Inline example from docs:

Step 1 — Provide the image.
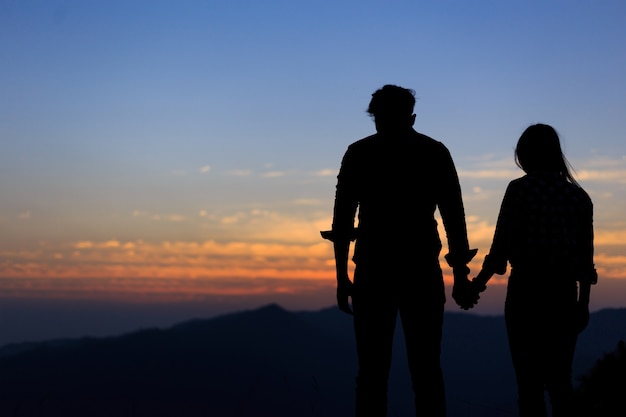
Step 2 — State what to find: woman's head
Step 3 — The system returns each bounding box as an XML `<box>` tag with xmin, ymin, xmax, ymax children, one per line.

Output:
<box><xmin>515</xmin><ymin>123</ymin><xmax>579</xmax><ymax>186</ymax></box>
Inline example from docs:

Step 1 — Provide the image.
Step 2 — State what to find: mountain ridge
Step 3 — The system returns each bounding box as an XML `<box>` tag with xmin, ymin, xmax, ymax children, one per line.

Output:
<box><xmin>0</xmin><ymin>304</ymin><xmax>623</xmax><ymax>417</ymax></box>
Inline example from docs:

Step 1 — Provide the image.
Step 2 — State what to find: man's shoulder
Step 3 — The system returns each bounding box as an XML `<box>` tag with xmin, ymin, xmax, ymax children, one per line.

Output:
<box><xmin>348</xmin><ymin>133</ymin><xmax>378</xmax><ymax>148</ymax></box>
<box><xmin>343</xmin><ymin>134</ymin><xmax>380</xmax><ymax>158</ymax></box>
<box><xmin>412</xmin><ymin>131</ymin><xmax>447</xmax><ymax>149</ymax></box>
<box><xmin>347</xmin><ymin>131</ymin><xmax>447</xmax><ymax>150</ymax></box>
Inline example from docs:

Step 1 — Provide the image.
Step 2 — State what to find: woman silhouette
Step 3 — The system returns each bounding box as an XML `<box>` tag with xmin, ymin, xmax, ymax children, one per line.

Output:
<box><xmin>471</xmin><ymin>123</ymin><xmax>597</xmax><ymax>417</ymax></box>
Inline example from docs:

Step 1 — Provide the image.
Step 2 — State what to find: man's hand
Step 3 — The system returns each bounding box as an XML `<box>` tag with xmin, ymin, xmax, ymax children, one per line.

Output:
<box><xmin>336</xmin><ymin>279</ymin><xmax>354</xmax><ymax>315</ymax></box>
<box><xmin>452</xmin><ymin>266</ymin><xmax>480</xmax><ymax>310</ymax></box>
<box><xmin>452</xmin><ymin>278</ymin><xmax>480</xmax><ymax>310</ymax></box>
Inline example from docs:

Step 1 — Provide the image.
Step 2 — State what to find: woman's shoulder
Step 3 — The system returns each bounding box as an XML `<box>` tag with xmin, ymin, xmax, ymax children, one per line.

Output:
<box><xmin>572</xmin><ymin>183</ymin><xmax>593</xmax><ymax>205</ymax></box>
<box><xmin>505</xmin><ymin>176</ymin><xmax>529</xmax><ymax>191</ymax></box>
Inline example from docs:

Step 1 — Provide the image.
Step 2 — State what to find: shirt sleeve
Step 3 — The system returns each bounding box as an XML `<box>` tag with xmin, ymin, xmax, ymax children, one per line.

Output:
<box><xmin>331</xmin><ymin>146</ymin><xmax>359</xmax><ymax>241</ymax></box>
<box><xmin>578</xmin><ymin>193</ymin><xmax>598</xmax><ymax>285</ymax></box>
<box><xmin>436</xmin><ymin>144</ymin><xmax>472</xmax><ymax>266</ymax></box>
<box><xmin>482</xmin><ymin>182</ymin><xmax>517</xmax><ymax>275</ymax></box>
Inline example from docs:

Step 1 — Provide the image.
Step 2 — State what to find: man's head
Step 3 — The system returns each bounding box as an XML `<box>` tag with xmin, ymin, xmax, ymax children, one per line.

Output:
<box><xmin>367</xmin><ymin>84</ymin><xmax>416</xmax><ymax>133</ymax></box>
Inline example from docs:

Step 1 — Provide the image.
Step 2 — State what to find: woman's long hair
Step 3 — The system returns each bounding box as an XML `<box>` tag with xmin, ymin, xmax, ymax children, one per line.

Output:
<box><xmin>515</xmin><ymin>123</ymin><xmax>580</xmax><ymax>187</ymax></box>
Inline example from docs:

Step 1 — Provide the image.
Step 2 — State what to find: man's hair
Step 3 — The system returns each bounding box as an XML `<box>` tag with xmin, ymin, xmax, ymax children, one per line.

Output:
<box><xmin>367</xmin><ymin>84</ymin><xmax>416</xmax><ymax>119</ymax></box>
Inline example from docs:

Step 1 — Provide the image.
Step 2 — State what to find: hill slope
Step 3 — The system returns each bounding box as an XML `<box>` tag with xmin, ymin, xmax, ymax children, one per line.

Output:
<box><xmin>0</xmin><ymin>304</ymin><xmax>623</xmax><ymax>417</ymax></box>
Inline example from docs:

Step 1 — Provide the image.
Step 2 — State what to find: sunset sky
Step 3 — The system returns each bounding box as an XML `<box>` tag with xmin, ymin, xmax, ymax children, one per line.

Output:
<box><xmin>1</xmin><ymin>1</ymin><xmax>626</xmax><ymax>345</ymax></box>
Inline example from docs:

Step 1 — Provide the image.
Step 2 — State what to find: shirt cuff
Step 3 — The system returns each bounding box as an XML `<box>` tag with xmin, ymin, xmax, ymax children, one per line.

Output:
<box><xmin>444</xmin><ymin>248</ymin><xmax>478</xmax><ymax>268</ymax></box>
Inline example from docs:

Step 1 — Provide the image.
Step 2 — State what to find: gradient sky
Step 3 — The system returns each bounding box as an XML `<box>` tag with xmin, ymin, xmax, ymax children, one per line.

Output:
<box><xmin>1</xmin><ymin>1</ymin><xmax>626</xmax><ymax>343</ymax></box>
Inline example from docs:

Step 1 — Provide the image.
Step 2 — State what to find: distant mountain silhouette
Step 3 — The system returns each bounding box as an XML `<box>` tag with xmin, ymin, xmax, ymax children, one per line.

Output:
<box><xmin>0</xmin><ymin>303</ymin><xmax>624</xmax><ymax>417</ymax></box>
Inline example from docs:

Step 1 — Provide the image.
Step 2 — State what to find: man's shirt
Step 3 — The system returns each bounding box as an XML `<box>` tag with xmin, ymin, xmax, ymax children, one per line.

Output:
<box><xmin>332</xmin><ymin>129</ymin><xmax>470</xmax><ymax>265</ymax></box>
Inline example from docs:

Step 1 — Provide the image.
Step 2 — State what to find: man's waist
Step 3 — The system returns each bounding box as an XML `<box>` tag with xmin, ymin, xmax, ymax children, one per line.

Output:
<box><xmin>355</xmin><ymin>222</ymin><xmax>438</xmax><ymax>237</ymax></box>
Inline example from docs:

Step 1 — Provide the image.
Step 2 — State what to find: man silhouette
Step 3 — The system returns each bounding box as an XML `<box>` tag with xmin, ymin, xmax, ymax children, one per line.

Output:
<box><xmin>322</xmin><ymin>84</ymin><xmax>477</xmax><ymax>417</ymax></box>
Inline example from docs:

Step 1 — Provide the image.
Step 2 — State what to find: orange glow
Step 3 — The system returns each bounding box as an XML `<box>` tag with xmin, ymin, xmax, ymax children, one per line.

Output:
<box><xmin>1</xmin><ymin>227</ymin><xmax>624</xmax><ymax>303</ymax></box>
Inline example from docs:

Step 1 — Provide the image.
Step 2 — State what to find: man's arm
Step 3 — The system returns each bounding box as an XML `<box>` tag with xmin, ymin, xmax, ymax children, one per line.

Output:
<box><xmin>320</xmin><ymin>229</ymin><xmax>354</xmax><ymax>315</ymax></box>
<box><xmin>328</xmin><ymin>147</ymin><xmax>359</xmax><ymax>315</ymax></box>
<box><xmin>436</xmin><ymin>144</ymin><xmax>474</xmax><ymax>264</ymax></box>
<box><xmin>333</xmin><ymin>239</ymin><xmax>354</xmax><ymax>315</ymax></box>
<box><xmin>435</xmin><ymin>144</ymin><xmax>479</xmax><ymax>309</ymax></box>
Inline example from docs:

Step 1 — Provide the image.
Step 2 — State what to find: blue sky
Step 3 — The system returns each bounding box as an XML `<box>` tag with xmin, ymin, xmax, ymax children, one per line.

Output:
<box><xmin>1</xmin><ymin>0</ymin><xmax>625</xmax><ymax>344</ymax></box>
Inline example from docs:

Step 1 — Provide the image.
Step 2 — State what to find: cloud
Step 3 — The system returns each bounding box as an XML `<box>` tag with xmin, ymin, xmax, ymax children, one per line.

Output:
<box><xmin>204</xmin><ymin>208</ymin><xmax>332</xmax><ymax>245</ymax></box>
<box><xmin>224</xmin><ymin>169</ymin><xmax>252</xmax><ymax>177</ymax></box>
<box><xmin>292</xmin><ymin>198</ymin><xmax>322</xmax><ymax>206</ymax></box>
<box><xmin>312</xmin><ymin>169</ymin><xmax>337</xmax><ymax>177</ymax></box>
<box><xmin>220</xmin><ymin>215</ymin><xmax>242</xmax><ymax>225</ymax></box>
<box><xmin>594</xmin><ymin>253</ymin><xmax>626</xmax><ymax>280</ymax></box>
<box><xmin>2</xmin><ymin>226</ymin><xmax>626</xmax><ymax>303</ymax></box>
<box><xmin>166</xmin><ymin>214</ymin><xmax>186</xmax><ymax>222</ymax></box>
<box><xmin>0</xmin><ymin>275</ymin><xmax>335</xmax><ymax>303</ymax></box>
<box><xmin>101</xmin><ymin>240</ymin><xmax>121</xmax><ymax>248</ymax></box>
<box><xmin>465</xmin><ymin>217</ymin><xmax>496</xmax><ymax>244</ymax></box>
<box><xmin>576</xmin><ymin>155</ymin><xmax>626</xmax><ymax>169</ymax></box>
<box><xmin>456</xmin><ymin>154</ymin><xmax>626</xmax><ymax>184</ymax></box>
<box><xmin>75</xmin><ymin>241</ymin><xmax>93</xmax><ymax>249</ymax></box>
<box><xmin>262</xmin><ymin>171</ymin><xmax>286</xmax><ymax>178</ymax></box>
<box><xmin>595</xmin><ymin>229</ymin><xmax>626</xmax><ymax>246</ymax></box>
<box><xmin>132</xmin><ymin>210</ymin><xmax>187</xmax><ymax>222</ymax></box>
<box><xmin>458</xmin><ymin>169</ymin><xmax>520</xmax><ymax>179</ymax></box>
<box><xmin>576</xmin><ymin>169</ymin><xmax>626</xmax><ymax>183</ymax></box>
<box><xmin>0</xmin><ymin>238</ymin><xmax>337</xmax><ymax>289</ymax></box>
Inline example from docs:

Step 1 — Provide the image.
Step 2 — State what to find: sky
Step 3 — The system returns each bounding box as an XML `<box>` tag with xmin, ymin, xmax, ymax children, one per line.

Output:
<box><xmin>1</xmin><ymin>0</ymin><xmax>626</xmax><ymax>345</ymax></box>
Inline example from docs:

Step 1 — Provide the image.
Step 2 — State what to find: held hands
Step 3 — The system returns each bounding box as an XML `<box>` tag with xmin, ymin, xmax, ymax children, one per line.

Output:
<box><xmin>452</xmin><ymin>265</ymin><xmax>486</xmax><ymax>310</ymax></box>
<box><xmin>452</xmin><ymin>278</ymin><xmax>481</xmax><ymax>310</ymax></box>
